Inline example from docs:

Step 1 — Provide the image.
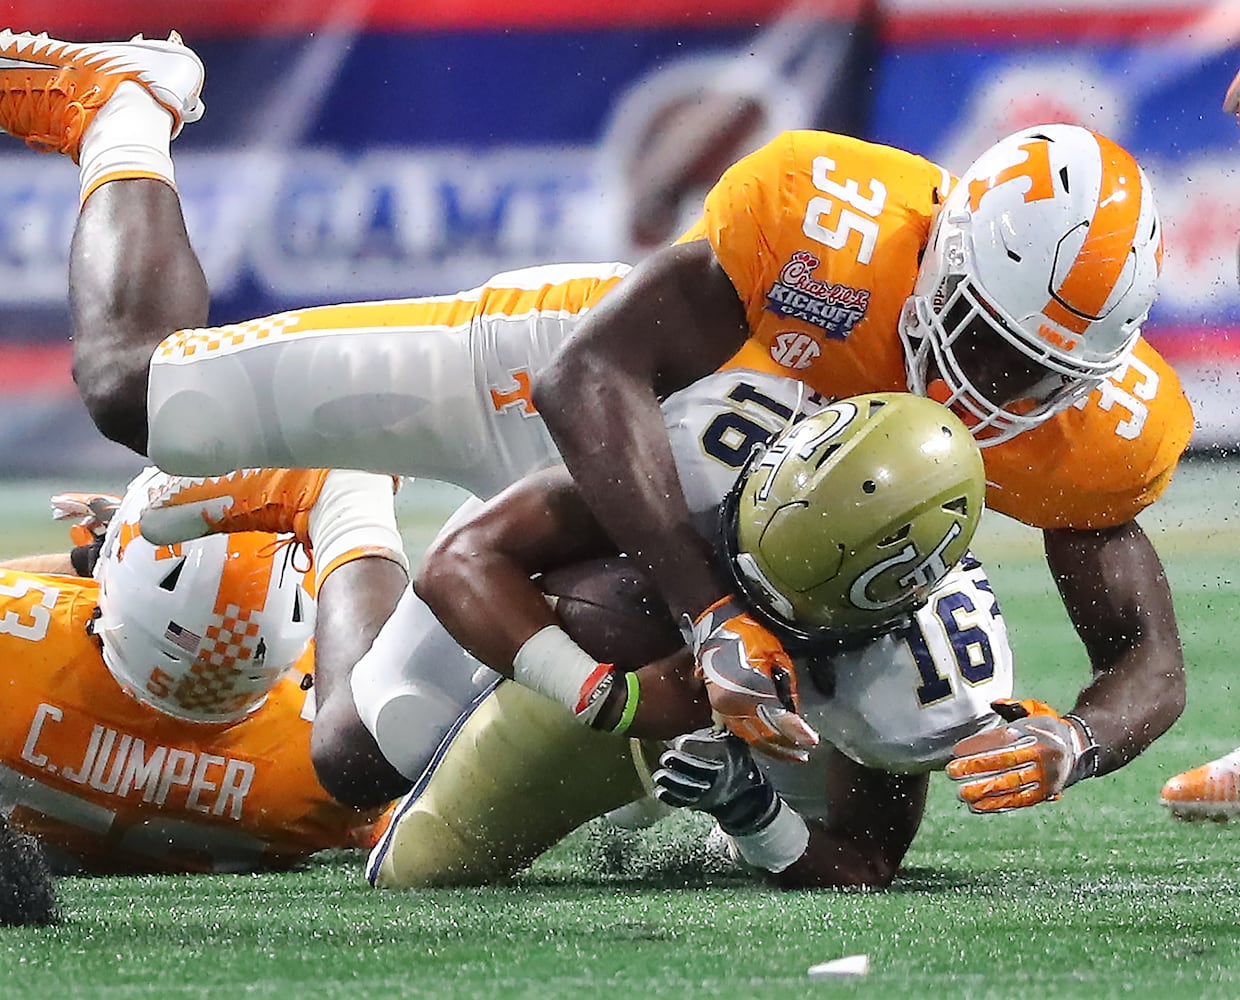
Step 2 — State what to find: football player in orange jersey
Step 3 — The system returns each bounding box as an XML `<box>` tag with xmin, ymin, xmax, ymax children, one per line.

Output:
<box><xmin>531</xmin><ymin>124</ymin><xmax>1191</xmax><ymax>812</ymax></box>
<box><xmin>0</xmin><ymin>32</ymin><xmax>1191</xmax><ymax>817</ymax></box>
<box><xmin>0</xmin><ymin>467</ymin><xmax>426</xmax><ymax>873</ymax></box>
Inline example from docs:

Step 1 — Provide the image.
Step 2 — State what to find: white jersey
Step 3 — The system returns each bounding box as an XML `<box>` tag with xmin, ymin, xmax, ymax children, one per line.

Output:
<box><xmin>661</xmin><ymin>369</ymin><xmax>1012</xmax><ymax>788</ymax></box>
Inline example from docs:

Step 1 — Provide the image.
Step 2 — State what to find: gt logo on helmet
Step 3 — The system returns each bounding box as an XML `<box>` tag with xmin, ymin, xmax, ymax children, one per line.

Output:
<box><xmin>848</xmin><ymin>521</ymin><xmax>965</xmax><ymax>612</ymax></box>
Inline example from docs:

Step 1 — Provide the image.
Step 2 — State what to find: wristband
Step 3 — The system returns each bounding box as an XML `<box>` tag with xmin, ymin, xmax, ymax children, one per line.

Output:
<box><xmin>610</xmin><ymin>672</ymin><xmax>641</xmax><ymax>734</ymax></box>
<box><xmin>1063</xmin><ymin>712</ymin><xmax>1101</xmax><ymax>784</ymax></box>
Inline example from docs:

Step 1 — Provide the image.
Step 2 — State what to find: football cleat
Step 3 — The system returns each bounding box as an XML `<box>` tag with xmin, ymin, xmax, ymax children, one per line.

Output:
<box><xmin>1160</xmin><ymin>749</ymin><xmax>1240</xmax><ymax>821</ymax></box>
<box><xmin>0</xmin><ymin>29</ymin><xmax>204</xmax><ymax>160</ymax></box>
<box><xmin>139</xmin><ymin>468</ymin><xmax>330</xmax><ymax>547</ymax></box>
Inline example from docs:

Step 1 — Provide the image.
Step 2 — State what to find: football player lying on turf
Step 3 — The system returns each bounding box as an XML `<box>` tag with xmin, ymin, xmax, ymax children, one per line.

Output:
<box><xmin>368</xmin><ymin>391</ymin><xmax>1017</xmax><ymax>889</ymax></box>
<box><xmin>0</xmin><ymin>467</ymin><xmax>435</xmax><ymax>873</ymax></box>
<box><xmin>0</xmin><ymin>30</ymin><xmax>1186</xmax><ymax>812</ymax></box>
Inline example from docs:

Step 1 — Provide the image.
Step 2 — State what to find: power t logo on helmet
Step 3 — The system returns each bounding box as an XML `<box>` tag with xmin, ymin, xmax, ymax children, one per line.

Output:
<box><xmin>900</xmin><ymin>123</ymin><xmax>1163</xmax><ymax>446</ymax></box>
<box><xmin>93</xmin><ymin>469</ymin><xmax>314</xmax><ymax>724</ymax></box>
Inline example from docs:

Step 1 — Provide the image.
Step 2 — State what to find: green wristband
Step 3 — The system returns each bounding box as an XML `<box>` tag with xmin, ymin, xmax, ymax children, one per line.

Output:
<box><xmin>611</xmin><ymin>672</ymin><xmax>641</xmax><ymax>734</ymax></box>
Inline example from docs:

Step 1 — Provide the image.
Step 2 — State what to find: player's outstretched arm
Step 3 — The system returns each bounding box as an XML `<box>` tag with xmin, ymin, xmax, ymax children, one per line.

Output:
<box><xmin>1044</xmin><ymin>520</ymin><xmax>1185</xmax><ymax>771</ymax></box>
<box><xmin>946</xmin><ymin>521</ymin><xmax>1184</xmax><ymax>814</ymax></box>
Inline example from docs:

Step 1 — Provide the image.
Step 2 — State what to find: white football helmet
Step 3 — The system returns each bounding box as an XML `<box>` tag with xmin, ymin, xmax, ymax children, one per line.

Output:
<box><xmin>899</xmin><ymin>123</ymin><xmax>1163</xmax><ymax>446</ymax></box>
<box><xmin>93</xmin><ymin>468</ymin><xmax>315</xmax><ymax>724</ymax></box>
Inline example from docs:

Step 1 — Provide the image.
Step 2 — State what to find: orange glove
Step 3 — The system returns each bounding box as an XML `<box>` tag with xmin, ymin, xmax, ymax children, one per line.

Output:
<box><xmin>946</xmin><ymin>699</ymin><xmax>1099</xmax><ymax>813</ymax></box>
<box><xmin>691</xmin><ymin>597</ymin><xmax>819</xmax><ymax>764</ymax></box>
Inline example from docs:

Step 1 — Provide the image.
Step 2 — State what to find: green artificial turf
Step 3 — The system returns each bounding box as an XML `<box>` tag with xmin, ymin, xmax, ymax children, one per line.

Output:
<box><xmin>0</xmin><ymin>461</ymin><xmax>1238</xmax><ymax>998</ymax></box>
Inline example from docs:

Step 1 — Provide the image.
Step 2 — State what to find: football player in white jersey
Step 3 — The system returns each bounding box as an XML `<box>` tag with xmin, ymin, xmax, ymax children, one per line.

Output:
<box><xmin>364</xmin><ymin>383</ymin><xmax>1015</xmax><ymax>889</ymax></box>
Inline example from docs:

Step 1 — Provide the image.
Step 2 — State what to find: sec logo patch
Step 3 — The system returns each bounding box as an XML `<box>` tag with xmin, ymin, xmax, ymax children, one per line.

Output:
<box><xmin>770</xmin><ymin>332</ymin><xmax>821</xmax><ymax>370</ymax></box>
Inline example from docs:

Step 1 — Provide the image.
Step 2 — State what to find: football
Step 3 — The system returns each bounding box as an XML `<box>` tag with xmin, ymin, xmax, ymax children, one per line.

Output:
<box><xmin>539</xmin><ymin>555</ymin><xmax>684</xmax><ymax>671</ymax></box>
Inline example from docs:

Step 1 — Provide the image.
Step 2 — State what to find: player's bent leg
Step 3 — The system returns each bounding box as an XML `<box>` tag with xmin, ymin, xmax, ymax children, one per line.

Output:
<box><xmin>1160</xmin><ymin>748</ymin><xmax>1240</xmax><ymax>821</ymax></box>
<box><xmin>771</xmin><ymin>747</ymin><xmax>929</xmax><ymax>890</ymax></box>
<box><xmin>146</xmin><ymin>307</ymin><xmax>528</xmax><ymax>493</ymax></box>
<box><xmin>0</xmin><ymin>31</ymin><xmax>210</xmax><ymax>454</ymax></box>
<box><xmin>72</xmin><ymin>181</ymin><xmax>208</xmax><ymax>453</ymax></box>
<box><xmin>315</xmin><ymin>584</ymin><xmax>501</xmax><ymax>806</ymax></box>
<box><xmin>367</xmin><ymin>681</ymin><xmax>646</xmax><ymax>888</ymax></box>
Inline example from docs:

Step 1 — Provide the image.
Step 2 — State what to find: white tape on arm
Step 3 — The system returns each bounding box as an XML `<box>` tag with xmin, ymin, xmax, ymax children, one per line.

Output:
<box><xmin>511</xmin><ymin>625</ymin><xmax>613</xmax><ymax>726</ymax></box>
<box><xmin>727</xmin><ymin>798</ymin><xmax>810</xmax><ymax>873</ymax></box>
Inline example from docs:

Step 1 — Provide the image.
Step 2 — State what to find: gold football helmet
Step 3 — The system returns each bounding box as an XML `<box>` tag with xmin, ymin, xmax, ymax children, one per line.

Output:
<box><xmin>720</xmin><ymin>392</ymin><xmax>985</xmax><ymax>644</ymax></box>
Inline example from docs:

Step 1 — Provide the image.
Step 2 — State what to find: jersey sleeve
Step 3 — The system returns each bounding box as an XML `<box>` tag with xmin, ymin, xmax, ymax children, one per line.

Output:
<box><xmin>983</xmin><ymin>339</ymin><xmax>1194</xmax><ymax>529</ymax></box>
<box><xmin>694</xmin><ymin>132</ymin><xmax>796</xmax><ymax>330</ymax></box>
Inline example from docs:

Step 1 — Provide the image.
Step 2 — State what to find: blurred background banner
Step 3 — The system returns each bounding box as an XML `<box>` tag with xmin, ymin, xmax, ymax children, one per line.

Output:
<box><xmin>0</xmin><ymin>0</ymin><xmax>1236</xmax><ymax>477</ymax></box>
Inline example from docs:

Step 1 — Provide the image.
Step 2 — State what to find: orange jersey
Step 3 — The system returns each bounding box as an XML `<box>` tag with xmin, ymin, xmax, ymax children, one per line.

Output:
<box><xmin>0</xmin><ymin>567</ymin><xmax>384</xmax><ymax>874</ymax></box>
<box><xmin>686</xmin><ymin>130</ymin><xmax>1194</xmax><ymax>529</ymax></box>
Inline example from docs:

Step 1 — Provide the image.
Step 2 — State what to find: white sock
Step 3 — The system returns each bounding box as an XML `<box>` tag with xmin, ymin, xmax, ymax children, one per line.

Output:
<box><xmin>77</xmin><ymin>81</ymin><xmax>175</xmax><ymax>205</ymax></box>
<box><xmin>307</xmin><ymin>470</ymin><xmax>408</xmax><ymax>587</ymax></box>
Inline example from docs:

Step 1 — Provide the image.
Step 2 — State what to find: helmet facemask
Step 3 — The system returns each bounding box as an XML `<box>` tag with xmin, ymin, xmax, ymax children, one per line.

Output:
<box><xmin>901</xmin><ymin>269</ymin><xmax>1099</xmax><ymax>448</ymax></box>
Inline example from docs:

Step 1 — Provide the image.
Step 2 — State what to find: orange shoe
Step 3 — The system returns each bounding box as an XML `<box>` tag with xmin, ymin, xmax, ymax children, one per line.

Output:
<box><xmin>139</xmin><ymin>468</ymin><xmax>330</xmax><ymax>547</ymax></box>
<box><xmin>0</xmin><ymin>29</ymin><xmax>204</xmax><ymax>160</ymax></box>
<box><xmin>1160</xmin><ymin>750</ymin><xmax>1240</xmax><ymax>821</ymax></box>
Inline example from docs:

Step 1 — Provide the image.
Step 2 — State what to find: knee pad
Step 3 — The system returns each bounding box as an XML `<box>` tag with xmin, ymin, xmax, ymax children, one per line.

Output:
<box><xmin>349</xmin><ymin>587</ymin><xmax>499</xmax><ymax>781</ymax></box>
